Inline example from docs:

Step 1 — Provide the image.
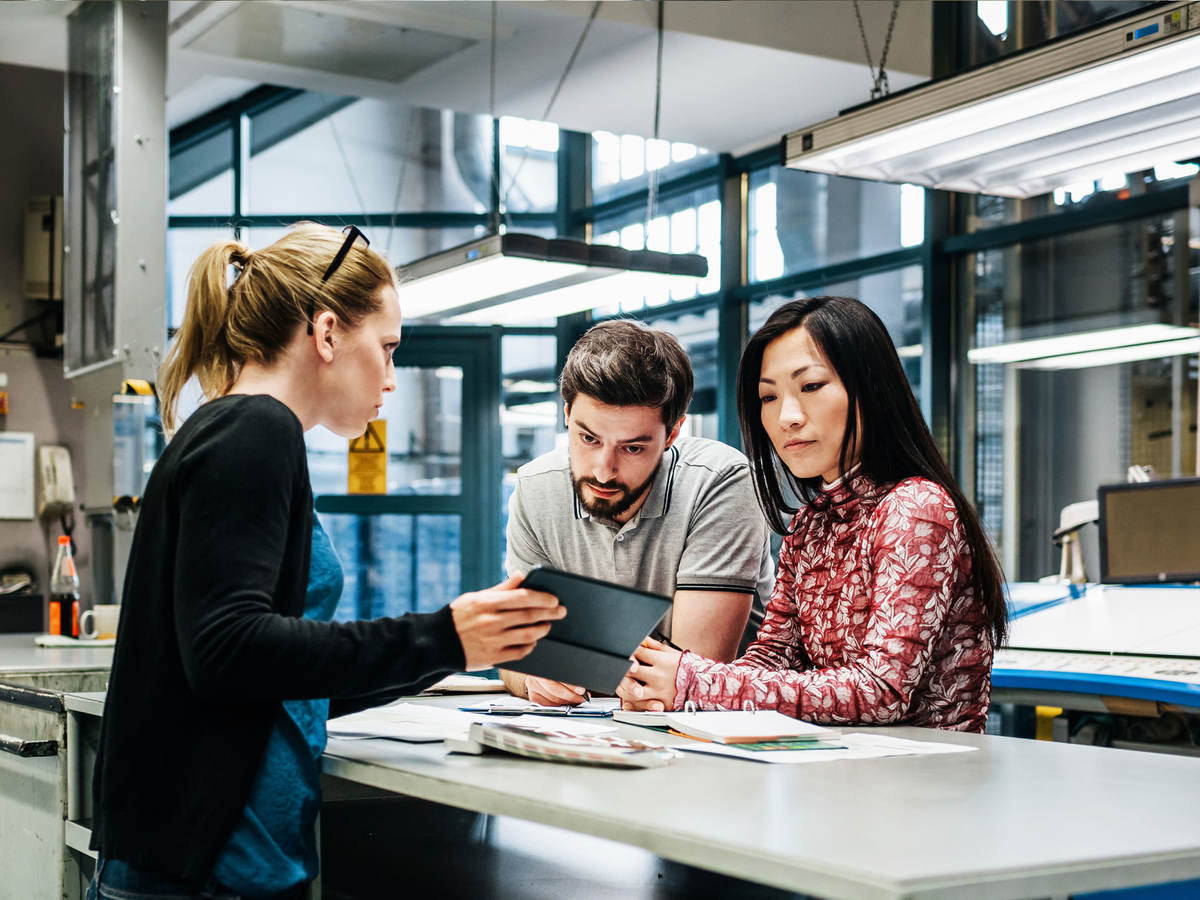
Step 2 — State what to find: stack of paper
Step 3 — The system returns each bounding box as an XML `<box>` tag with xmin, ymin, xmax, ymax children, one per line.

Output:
<box><xmin>326</xmin><ymin>701</ymin><xmax>617</xmax><ymax>743</ymax></box>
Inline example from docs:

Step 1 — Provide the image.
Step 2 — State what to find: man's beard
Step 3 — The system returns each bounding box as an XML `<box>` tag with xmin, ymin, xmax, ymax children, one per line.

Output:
<box><xmin>571</xmin><ymin>468</ymin><xmax>659</xmax><ymax>521</ymax></box>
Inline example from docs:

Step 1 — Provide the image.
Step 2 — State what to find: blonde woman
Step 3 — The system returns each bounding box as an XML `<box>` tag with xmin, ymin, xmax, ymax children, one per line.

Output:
<box><xmin>88</xmin><ymin>224</ymin><xmax>562</xmax><ymax>900</ymax></box>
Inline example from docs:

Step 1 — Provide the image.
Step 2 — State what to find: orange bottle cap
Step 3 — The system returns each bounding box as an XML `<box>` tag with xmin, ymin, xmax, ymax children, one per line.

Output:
<box><xmin>58</xmin><ymin>535</ymin><xmax>71</xmax><ymax>545</ymax></box>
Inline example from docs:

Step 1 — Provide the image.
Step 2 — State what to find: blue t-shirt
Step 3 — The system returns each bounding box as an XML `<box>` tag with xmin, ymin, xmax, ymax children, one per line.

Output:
<box><xmin>212</xmin><ymin>515</ymin><xmax>343</xmax><ymax>895</ymax></box>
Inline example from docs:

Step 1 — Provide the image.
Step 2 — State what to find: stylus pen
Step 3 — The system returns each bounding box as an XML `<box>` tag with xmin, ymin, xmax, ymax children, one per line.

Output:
<box><xmin>649</xmin><ymin>630</ymin><xmax>684</xmax><ymax>652</ymax></box>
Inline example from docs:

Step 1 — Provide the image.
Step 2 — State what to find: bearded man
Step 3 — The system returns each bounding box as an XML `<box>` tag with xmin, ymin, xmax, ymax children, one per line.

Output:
<box><xmin>500</xmin><ymin>319</ymin><xmax>774</xmax><ymax>706</ymax></box>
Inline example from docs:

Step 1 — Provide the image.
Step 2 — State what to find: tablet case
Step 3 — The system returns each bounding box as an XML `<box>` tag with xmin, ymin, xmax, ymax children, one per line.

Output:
<box><xmin>504</xmin><ymin>567</ymin><xmax>673</xmax><ymax>694</ymax></box>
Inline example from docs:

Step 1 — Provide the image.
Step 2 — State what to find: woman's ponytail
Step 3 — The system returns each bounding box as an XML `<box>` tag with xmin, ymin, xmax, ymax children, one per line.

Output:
<box><xmin>158</xmin><ymin>240</ymin><xmax>246</xmax><ymax>437</ymax></box>
<box><xmin>158</xmin><ymin>222</ymin><xmax>394</xmax><ymax>438</ymax></box>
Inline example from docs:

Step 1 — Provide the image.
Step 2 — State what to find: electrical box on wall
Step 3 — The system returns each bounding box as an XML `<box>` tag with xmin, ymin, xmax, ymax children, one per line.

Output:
<box><xmin>24</xmin><ymin>195</ymin><xmax>63</xmax><ymax>301</ymax></box>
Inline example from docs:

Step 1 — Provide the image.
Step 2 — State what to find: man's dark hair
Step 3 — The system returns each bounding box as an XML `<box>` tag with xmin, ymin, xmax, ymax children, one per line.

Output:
<box><xmin>560</xmin><ymin>319</ymin><xmax>693</xmax><ymax>427</ymax></box>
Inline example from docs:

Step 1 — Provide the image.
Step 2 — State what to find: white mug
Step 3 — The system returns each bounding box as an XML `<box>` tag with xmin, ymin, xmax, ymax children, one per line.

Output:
<box><xmin>80</xmin><ymin>603</ymin><xmax>120</xmax><ymax>640</ymax></box>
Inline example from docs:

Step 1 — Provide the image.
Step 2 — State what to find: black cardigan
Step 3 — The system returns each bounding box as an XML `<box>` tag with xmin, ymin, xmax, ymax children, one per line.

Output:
<box><xmin>90</xmin><ymin>395</ymin><xmax>465</xmax><ymax>881</ymax></box>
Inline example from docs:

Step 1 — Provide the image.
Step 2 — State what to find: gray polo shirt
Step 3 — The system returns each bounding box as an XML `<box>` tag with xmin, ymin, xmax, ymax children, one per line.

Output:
<box><xmin>505</xmin><ymin>435</ymin><xmax>774</xmax><ymax>644</ymax></box>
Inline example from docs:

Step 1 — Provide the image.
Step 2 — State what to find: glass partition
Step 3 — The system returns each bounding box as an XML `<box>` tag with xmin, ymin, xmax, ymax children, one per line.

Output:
<box><xmin>306</xmin><ymin>365</ymin><xmax>463</xmax><ymax>496</ymax></box>
<box><xmin>647</xmin><ymin>305</ymin><xmax>721</xmax><ymax>441</ymax></box>
<box><xmin>748</xmin><ymin>266</ymin><xmax>925</xmax><ymax>391</ymax></box>
<box><xmin>499</xmin><ymin>116</ymin><xmax>559</xmax><ymax>213</ymax></box>
<box><xmin>166</xmin><ymin>228</ymin><xmax>234</xmax><ymax>330</ymax></box>
<box><xmin>747</xmin><ymin>166</ymin><xmax>923</xmax><ymax>281</ymax></box>
<box><xmin>499</xmin><ymin>334</ymin><xmax>559</xmax><ymax>566</ymax></box>
<box><xmin>591</xmin><ymin>131</ymin><xmax>715</xmax><ymax>204</ymax></box>
<box><xmin>248</xmin><ymin>100</ymin><xmax>494</xmax><ymax>218</ymax></box>
<box><xmin>320</xmin><ymin>512</ymin><xmax>461</xmax><ymax>619</ymax></box>
<box><xmin>591</xmin><ymin>184</ymin><xmax>721</xmax><ymax>315</ymax></box>
<box><xmin>965</xmin><ymin>166</ymin><xmax>1200</xmax><ymax>233</ymax></box>
<box><xmin>964</xmin><ymin>212</ymin><xmax>1198</xmax><ymax>580</ymax></box>
<box><xmin>169</xmin><ymin>126</ymin><xmax>234</xmax><ymax>217</ymax></box>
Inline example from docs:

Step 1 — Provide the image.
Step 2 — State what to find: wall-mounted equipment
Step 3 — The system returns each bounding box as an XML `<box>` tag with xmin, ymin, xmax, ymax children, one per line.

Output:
<box><xmin>784</xmin><ymin>2</ymin><xmax>1200</xmax><ymax>198</ymax></box>
<box><xmin>1098</xmin><ymin>477</ymin><xmax>1200</xmax><ymax>584</ymax></box>
<box><xmin>37</xmin><ymin>446</ymin><xmax>76</xmax><ymax>519</ymax></box>
<box><xmin>24</xmin><ymin>196</ymin><xmax>63</xmax><ymax>301</ymax></box>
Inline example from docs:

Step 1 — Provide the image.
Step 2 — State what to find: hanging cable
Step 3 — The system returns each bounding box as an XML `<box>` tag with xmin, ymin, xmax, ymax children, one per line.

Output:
<box><xmin>487</xmin><ymin>0</ymin><xmax>510</xmax><ymax>232</ymax></box>
<box><xmin>384</xmin><ymin>108</ymin><xmax>418</xmax><ymax>260</ymax></box>
<box><xmin>499</xmin><ymin>1</ymin><xmax>603</xmax><ymax>219</ymax></box>
<box><xmin>0</xmin><ymin>308</ymin><xmax>57</xmax><ymax>344</ymax></box>
<box><xmin>852</xmin><ymin>0</ymin><xmax>900</xmax><ymax>100</ymax></box>
<box><xmin>645</xmin><ymin>0</ymin><xmax>665</xmax><ymax>243</ymax></box>
<box><xmin>482</xmin><ymin>1</ymin><xmax>506</xmax><ymax>232</ymax></box>
<box><xmin>328</xmin><ymin>115</ymin><xmax>371</xmax><ymax>228</ymax></box>
<box><xmin>489</xmin><ymin>0</ymin><xmax>497</xmax><ymax>127</ymax></box>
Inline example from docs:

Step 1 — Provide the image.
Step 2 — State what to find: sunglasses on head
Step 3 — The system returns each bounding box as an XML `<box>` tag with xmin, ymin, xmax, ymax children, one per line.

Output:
<box><xmin>307</xmin><ymin>225</ymin><xmax>370</xmax><ymax>335</ymax></box>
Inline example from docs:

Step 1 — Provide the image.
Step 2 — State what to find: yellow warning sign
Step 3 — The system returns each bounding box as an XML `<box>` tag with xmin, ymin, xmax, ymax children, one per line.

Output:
<box><xmin>348</xmin><ymin>419</ymin><xmax>386</xmax><ymax>494</ymax></box>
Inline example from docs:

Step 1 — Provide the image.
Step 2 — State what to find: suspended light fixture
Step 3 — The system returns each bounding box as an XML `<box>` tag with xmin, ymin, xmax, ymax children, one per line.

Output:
<box><xmin>1015</xmin><ymin>336</ymin><xmax>1200</xmax><ymax>370</ymax></box>
<box><xmin>785</xmin><ymin>3</ymin><xmax>1200</xmax><ymax>198</ymax></box>
<box><xmin>394</xmin><ymin>1</ymin><xmax>706</xmax><ymax>324</ymax></box>
<box><xmin>968</xmin><ymin>322</ymin><xmax>1200</xmax><ymax>367</ymax></box>
<box><xmin>397</xmin><ymin>232</ymin><xmax>707</xmax><ymax>323</ymax></box>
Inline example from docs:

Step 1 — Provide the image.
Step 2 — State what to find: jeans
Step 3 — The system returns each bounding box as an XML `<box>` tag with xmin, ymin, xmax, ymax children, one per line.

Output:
<box><xmin>87</xmin><ymin>856</ymin><xmax>242</xmax><ymax>900</ymax></box>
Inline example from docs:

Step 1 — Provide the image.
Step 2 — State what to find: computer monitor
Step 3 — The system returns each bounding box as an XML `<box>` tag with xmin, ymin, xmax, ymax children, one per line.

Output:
<box><xmin>1098</xmin><ymin>477</ymin><xmax>1200</xmax><ymax>584</ymax></box>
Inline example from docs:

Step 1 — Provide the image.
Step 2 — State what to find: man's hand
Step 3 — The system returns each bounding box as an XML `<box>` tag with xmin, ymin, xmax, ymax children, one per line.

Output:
<box><xmin>616</xmin><ymin>637</ymin><xmax>682</xmax><ymax>711</ymax></box>
<box><xmin>450</xmin><ymin>573</ymin><xmax>564</xmax><ymax>671</ymax></box>
<box><xmin>525</xmin><ymin>676</ymin><xmax>588</xmax><ymax>706</ymax></box>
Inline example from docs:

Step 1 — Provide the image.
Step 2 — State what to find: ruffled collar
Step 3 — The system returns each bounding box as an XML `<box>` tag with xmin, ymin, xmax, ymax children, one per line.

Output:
<box><xmin>804</xmin><ymin>468</ymin><xmax>885</xmax><ymax>523</ymax></box>
<box><xmin>820</xmin><ymin>462</ymin><xmax>862</xmax><ymax>492</ymax></box>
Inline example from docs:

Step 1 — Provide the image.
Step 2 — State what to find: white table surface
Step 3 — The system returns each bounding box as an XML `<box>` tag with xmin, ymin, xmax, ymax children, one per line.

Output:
<box><xmin>321</xmin><ymin>695</ymin><xmax>1200</xmax><ymax>900</ymax></box>
<box><xmin>0</xmin><ymin>632</ymin><xmax>114</xmax><ymax>675</ymax></box>
<box><xmin>1007</xmin><ymin>585</ymin><xmax>1200</xmax><ymax>656</ymax></box>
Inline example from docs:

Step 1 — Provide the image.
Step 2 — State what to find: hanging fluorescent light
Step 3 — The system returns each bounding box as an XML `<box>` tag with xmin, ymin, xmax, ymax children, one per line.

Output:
<box><xmin>784</xmin><ymin>3</ymin><xmax>1200</xmax><ymax>198</ymax></box>
<box><xmin>1016</xmin><ymin>336</ymin><xmax>1200</xmax><ymax>369</ymax></box>
<box><xmin>397</xmin><ymin>233</ymin><xmax>707</xmax><ymax>324</ymax></box>
<box><xmin>968</xmin><ymin>323</ymin><xmax>1200</xmax><ymax>365</ymax></box>
<box><xmin>446</xmin><ymin>268</ymin><xmax>680</xmax><ymax>325</ymax></box>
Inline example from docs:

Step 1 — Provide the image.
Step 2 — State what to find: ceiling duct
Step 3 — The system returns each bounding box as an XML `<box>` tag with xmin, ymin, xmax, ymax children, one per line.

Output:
<box><xmin>784</xmin><ymin>2</ymin><xmax>1200</xmax><ymax>198</ymax></box>
<box><xmin>183</xmin><ymin>3</ymin><xmax>474</xmax><ymax>83</ymax></box>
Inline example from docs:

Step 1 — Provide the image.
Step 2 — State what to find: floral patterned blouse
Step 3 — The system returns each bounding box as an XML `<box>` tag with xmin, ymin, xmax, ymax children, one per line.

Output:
<box><xmin>674</xmin><ymin>472</ymin><xmax>994</xmax><ymax>732</ymax></box>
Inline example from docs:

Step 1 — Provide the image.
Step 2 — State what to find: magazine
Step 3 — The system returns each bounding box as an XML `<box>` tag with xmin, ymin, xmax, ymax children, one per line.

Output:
<box><xmin>452</xmin><ymin>721</ymin><xmax>676</xmax><ymax>769</ymax></box>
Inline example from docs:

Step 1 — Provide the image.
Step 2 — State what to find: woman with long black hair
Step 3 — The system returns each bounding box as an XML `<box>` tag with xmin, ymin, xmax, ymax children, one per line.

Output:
<box><xmin>618</xmin><ymin>296</ymin><xmax>1006</xmax><ymax>732</ymax></box>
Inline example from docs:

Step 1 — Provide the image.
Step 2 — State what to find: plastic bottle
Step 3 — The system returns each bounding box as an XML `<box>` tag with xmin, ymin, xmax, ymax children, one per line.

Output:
<box><xmin>49</xmin><ymin>535</ymin><xmax>80</xmax><ymax>637</ymax></box>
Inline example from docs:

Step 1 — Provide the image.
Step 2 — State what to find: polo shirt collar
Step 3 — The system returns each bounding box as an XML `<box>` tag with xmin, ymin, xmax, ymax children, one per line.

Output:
<box><xmin>637</xmin><ymin>443</ymin><xmax>679</xmax><ymax>520</ymax></box>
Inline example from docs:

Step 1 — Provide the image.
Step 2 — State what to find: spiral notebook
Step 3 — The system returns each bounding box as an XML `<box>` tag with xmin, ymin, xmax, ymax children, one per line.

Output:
<box><xmin>663</xmin><ymin>711</ymin><xmax>839</xmax><ymax>744</ymax></box>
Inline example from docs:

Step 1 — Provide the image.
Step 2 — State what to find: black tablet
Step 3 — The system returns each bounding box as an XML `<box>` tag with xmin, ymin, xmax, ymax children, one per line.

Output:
<box><xmin>505</xmin><ymin>566</ymin><xmax>673</xmax><ymax>694</ymax></box>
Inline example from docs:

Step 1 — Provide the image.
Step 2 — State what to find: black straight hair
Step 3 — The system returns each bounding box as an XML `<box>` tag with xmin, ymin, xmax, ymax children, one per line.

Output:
<box><xmin>736</xmin><ymin>296</ymin><xmax>1008</xmax><ymax>646</ymax></box>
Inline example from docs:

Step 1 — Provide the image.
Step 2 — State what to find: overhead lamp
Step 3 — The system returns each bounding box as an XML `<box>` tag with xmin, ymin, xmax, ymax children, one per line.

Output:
<box><xmin>396</xmin><ymin>233</ymin><xmax>707</xmax><ymax>324</ymax></box>
<box><xmin>968</xmin><ymin>323</ymin><xmax>1200</xmax><ymax>366</ymax></box>
<box><xmin>1016</xmin><ymin>336</ymin><xmax>1200</xmax><ymax>370</ymax></box>
<box><xmin>784</xmin><ymin>3</ymin><xmax>1200</xmax><ymax>198</ymax></box>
